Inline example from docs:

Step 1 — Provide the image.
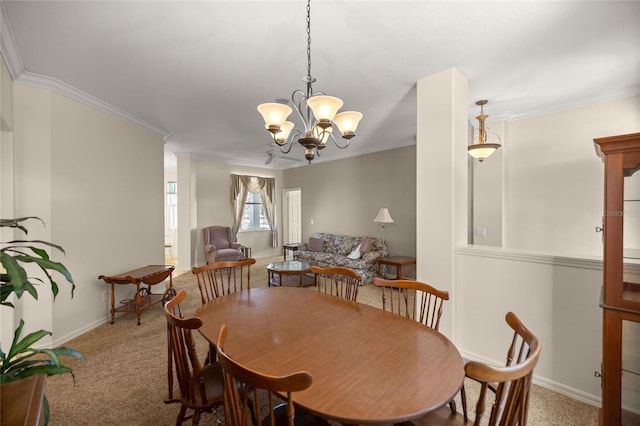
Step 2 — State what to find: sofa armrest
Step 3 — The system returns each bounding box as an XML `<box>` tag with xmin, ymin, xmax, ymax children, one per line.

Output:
<box><xmin>205</xmin><ymin>244</ymin><xmax>216</xmax><ymax>253</ymax></box>
<box><xmin>231</xmin><ymin>242</ymin><xmax>242</xmax><ymax>250</ymax></box>
<box><xmin>362</xmin><ymin>251</ymin><xmax>382</xmax><ymax>263</ymax></box>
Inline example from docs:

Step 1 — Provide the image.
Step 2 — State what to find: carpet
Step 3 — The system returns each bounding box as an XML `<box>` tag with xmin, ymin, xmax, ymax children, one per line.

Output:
<box><xmin>45</xmin><ymin>256</ymin><xmax>598</xmax><ymax>425</ymax></box>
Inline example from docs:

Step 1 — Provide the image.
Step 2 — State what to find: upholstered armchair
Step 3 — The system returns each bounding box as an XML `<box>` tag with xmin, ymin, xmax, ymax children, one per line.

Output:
<box><xmin>203</xmin><ymin>226</ymin><xmax>243</xmax><ymax>263</ymax></box>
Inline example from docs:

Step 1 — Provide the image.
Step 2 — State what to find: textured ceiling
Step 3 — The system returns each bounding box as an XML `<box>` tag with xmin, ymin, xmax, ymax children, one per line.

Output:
<box><xmin>1</xmin><ymin>1</ymin><xmax>638</xmax><ymax>170</ymax></box>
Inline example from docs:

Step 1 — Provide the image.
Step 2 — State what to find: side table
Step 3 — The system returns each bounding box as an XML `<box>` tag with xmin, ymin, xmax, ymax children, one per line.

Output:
<box><xmin>283</xmin><ymin>243</ymin><xmax>305</xmax><ymax>261</ymax></box>
<box><xmin>241</xmin><ymin>246</ymin><xmax>252</xmax><ymax>259</ymax></box>
<box><xmin>377</xmin><ymin>256</ymin><xmax>416</xmax><ymax>280</ymax></box>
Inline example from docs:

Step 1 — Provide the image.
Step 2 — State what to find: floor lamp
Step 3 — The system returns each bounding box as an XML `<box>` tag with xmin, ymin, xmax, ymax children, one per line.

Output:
<box><xmin>374</xmin><ymin>208</ymin><xmax>394</xmax><ymax>255</ymax></box>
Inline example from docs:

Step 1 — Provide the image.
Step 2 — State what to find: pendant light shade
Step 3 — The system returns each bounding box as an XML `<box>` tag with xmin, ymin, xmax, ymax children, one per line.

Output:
<box><xmin>468</xmin><ymin>100</ymin><xmax>501</xmax><ymax>163</ymax></box>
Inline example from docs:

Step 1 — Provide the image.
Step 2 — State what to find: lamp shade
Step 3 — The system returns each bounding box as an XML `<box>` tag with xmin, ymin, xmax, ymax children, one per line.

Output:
<box><xmin>374</xmin><ymin>208</ymin><xmax>394</xmax><ymax>224</ymax></box>
<box><xmin>274</xmin><ymin>121</ymin><xmax>295</xmax><ymax>145</ymax></box>
<box><xmin>257</xmin><ymin>103</ymin><xmax>293</xmax><ymax>131</ymax></box>
<box><xmin>333</xmin><ymin>111</ymin><xmax>363</xmax><ymax>137</ymax></box>
<box><xmin>307</xmin><ymin>95</ymin><xmax>343</xmax><ymax>122</ymax></box>
<box><xmin>468</xmin><ymin>143</ymin><xmax>501</xmax><ymax>162</ymax></box>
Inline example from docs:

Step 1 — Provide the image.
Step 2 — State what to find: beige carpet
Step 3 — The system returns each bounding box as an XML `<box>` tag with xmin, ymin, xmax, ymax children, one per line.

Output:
<box><xmin>46</xmin><ymin>256</ymin><xmax>598</xmax><ymax>425</ymax></box>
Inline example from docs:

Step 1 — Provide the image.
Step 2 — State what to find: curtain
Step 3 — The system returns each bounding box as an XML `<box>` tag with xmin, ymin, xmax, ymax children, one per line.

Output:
<box><xmin>230</xmin><ymin>174</ymin><xmax>278</xmax><ymax>247</ymax></box>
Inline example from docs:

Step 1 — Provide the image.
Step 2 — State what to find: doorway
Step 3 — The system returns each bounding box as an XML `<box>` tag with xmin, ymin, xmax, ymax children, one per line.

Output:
<box><xmin>283</xmin><ymin>188</ymin><xmax>302</xmax><ymax>244</ymax></box>
<box><xmin>165</xmin><ymin>179</ymin><xmax>178</xmax><ymax>266</ymax></box>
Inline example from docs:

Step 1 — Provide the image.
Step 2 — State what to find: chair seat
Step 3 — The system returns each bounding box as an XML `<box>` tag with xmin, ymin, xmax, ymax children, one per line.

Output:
<box><xmin>164</xmin><ymin>357</ymin><xmax>224</xmax><ymax>408</ymax></box>
<box><xmin>215</xmin><ymin>248</ymin><xmax>244</xmax><ymax>262</ymax></box>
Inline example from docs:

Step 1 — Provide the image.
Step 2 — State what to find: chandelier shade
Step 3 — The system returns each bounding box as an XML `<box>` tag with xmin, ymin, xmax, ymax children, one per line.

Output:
<box><xmin>257</xmin><ymin>0</ymin><xmax>363</xmax><ymax>164</ymax></box>
<box><xmin>258</xmin><ymin>103</ymin><xmax>293</xmax><ymax>134</ymax></box>
<box><xmin>274</xmin><ymin>121</ymin><xmax>295</xmax><ymax>145</ymax></box>
<box><xmin>467</xmin><ymin>99</ymin><xmax>501</xmax><ymax>163</ymax></box>
<box><xmin>306</xmin><ymin>95</ymin><xmax>343</xmax><ymax>123</ymax></box>
<box><xmin>333</xmin><ymin>111</ymin><xmax>363</xmax><ymax>138</ymax></box>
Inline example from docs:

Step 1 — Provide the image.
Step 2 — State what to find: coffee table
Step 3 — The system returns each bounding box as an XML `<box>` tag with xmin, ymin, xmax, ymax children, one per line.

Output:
<box><xmin>267</xmin><ymin>260</ymin><xmax>315</xmax><ymax>287</ymax></box>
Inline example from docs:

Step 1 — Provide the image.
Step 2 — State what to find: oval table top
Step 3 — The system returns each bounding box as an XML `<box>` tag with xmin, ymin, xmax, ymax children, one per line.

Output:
<box><xmin>195</xmin><ymin>286</ymin><xmax>464</xmax><ymax>424</ymax></box>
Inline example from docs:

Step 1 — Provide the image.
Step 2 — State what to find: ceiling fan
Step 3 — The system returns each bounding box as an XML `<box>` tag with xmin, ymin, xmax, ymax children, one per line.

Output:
<box><xmin>264</xmin><ymin>150</ymin><xmax>303</xmax><ymax>165</ymax></box>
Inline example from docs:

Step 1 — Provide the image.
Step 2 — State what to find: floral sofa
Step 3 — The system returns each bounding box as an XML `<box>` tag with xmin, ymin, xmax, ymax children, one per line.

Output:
<box><xmin>293</xmin><ymin>232</ymin><xmax>387</xmax><ymax>285</ymax></box>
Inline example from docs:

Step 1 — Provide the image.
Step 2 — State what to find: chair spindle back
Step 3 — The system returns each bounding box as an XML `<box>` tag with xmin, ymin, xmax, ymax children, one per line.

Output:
<box><xmin>192</xmin><ymin>258</ymin><xmax>256</xmax><ymax>304</ymax></box>
<box><xmin>373</xmin><ymin>278</ymin><xmax>449</xmax><ymax>331</ymax></box>
<box><xmin>311</xmin><ymin>266</ymin><xmax>362</xmax><ymax>301</ymax></box>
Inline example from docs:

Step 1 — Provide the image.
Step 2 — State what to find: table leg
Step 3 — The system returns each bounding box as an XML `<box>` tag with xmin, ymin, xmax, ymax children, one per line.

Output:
<box><xmin>135</xmin><ymin>284</ymin><xmax>141</xmax><ymax>326</ymax></box>
<box><xmin>110</xmin><ymin>284</ymin><xmax>115</xmax><ymax>324</ymax></box>
<box><xmin>397</xmin><ymin>265</ymin><xmax>403</xmax><ymax>280</ymax></box>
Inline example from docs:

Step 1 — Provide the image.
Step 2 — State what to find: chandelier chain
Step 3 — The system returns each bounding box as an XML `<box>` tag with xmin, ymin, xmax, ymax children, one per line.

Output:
<box><xmin>257</xmin><ymin>0</ymin><xmax>362</xmax><ymax>164</ymax></box>
<box><xmin>306</xmin><ymin>0</ymin><xmax>312</xmax><ymax>79</ymax></box>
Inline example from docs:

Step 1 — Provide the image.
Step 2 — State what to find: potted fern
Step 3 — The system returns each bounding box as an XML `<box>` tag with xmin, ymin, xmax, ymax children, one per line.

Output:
<box><xmin>0</xmin><ymin>217</ymin><xmax>84</xmax><ymax>424</ymax></box>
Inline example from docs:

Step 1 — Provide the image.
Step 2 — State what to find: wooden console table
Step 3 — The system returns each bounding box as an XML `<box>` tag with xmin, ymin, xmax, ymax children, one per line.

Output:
<box><xmin>99</xmin><ymin>265</ymin><xmax>174</xmax><ymax>325</ymax></box>
<box><xmin>377</xmin><ymin>256</ymin><xmax>416</xmax><ymax>280</ymax></box>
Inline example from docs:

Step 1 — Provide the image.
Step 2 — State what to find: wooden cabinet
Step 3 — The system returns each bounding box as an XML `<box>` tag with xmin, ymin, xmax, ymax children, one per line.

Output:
<box><xmin>594</xmin><ymin>132</ymin><xmax>640</xmax><ymax>425</ymax></box>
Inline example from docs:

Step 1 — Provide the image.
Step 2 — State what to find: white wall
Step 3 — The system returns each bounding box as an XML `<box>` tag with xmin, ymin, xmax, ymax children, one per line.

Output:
<box><xmin>448</xmin><ymin>97</ymin><xmax>640</xmax><ymax>406</ymax></box>
<box><xmin>49</xmin><ymin>91</ymin><xmax>164</xmax><ymax>339</ymax></box>
<box><xmin>413</xmin><ymin>62</ymin><xmax>639</xmax><ymax>406</ymax></box>
<box><xmin>456</xmin><ymin>248</ymin><xmax>604</xmax><ymax>404</ymax></box>
<box><xmin>3</xmin><ymin>73</ymin><xmax>166</xmax><ymax>345</ymax></box>
<box><xmin>506</xmin><ymin>97</ymin><xmax>640</xmax><ymax>256</ymax></box>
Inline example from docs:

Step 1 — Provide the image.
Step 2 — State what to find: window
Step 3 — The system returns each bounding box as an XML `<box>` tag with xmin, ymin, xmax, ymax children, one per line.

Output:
<box><xmin>166</xmin><ymin>181</ymin><xmax>177</xmax><ymax>230</ymax></box>
<box><xmin>240</xmin><ymin>192</ymin><xmax>270</xmax><ymax>231</ymax></box>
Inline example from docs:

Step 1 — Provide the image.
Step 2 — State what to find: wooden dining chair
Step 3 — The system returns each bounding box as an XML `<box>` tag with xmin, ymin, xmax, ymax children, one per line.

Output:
<box><xmin>192</xmin><ymin>258</ymin><xmax>256</xmax><ymax>304</ymax></box>
<box><xmin>373</xmin><ymin>277</ymin><xmax>449</xmax><ymax>330</ymax></box>
<box><xmin>373</xmin><ymin>277</ymin><xmax>456</xmax><ymax>413</ymax></box>
<box><xmin>192</xmin><ymin>258</ymin><xmax>256</xmax><ymax>364</ymax></box>
<box><xmin>163</xmin><ymin>289</ymin><xmax>225</xmax><ymax>425</ymax></box>
<box><xmin>411</xmin><ymin>311</ymin><xmax>542</xmax><ymax>426</ymax></box>
<box><xmin>216</xmin><ymin>324</ymin><xmax>330</xmax><ymax>426</ymax></box>
<box><xmin>311</xmin><ymin>265</ymin><xmax>362</xmax><ymax>301</ymax></box>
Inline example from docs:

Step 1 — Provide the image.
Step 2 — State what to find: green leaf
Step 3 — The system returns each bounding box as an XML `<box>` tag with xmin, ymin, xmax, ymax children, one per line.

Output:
<box><xmin>0</xmin><ymin>217</ymin><xmax>43</xmax><ymax>234</ymax></box>
<box><xmin>0</xmin><ymin>251</ymin><xmax>31</xmax><ymax>299</ymax></box>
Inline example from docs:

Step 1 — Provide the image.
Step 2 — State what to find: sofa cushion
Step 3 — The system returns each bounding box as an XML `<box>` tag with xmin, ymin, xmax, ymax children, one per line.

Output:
<box><xmin>308</xmin><ymin>237</ymin><xmax>324</xmax><ymax>252</ymax></box>
<box><xmin>347</xmin><ymin>245</ymin><xmax>361</xmax><ymax>259</ymax></box>
<box><xmin>359</xmin><ymin>236</ymin><xmax>373</xmax><ymax>254</ymax></box>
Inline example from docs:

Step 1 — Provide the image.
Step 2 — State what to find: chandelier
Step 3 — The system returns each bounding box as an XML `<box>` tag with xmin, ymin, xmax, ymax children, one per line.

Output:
<box><xmin>468</xmin><ymin>100</ymin><xmax>501</xmax><ymax>162</ymax></box>
<box><xmin>257</xmin><ymin>0</ymin><xmax>363</xmax><ymax>164</ymax></box>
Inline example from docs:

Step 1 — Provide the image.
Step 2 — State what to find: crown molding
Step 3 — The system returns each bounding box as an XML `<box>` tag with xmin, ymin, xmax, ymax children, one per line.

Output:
<box><xmin>17</xmin><ymin>71</ymin><xmax>167</xmax><ymax>136</ymax></box>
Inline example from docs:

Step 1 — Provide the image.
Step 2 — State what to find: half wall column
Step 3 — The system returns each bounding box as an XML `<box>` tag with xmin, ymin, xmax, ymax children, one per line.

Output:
<box><xmin>416</xmin><ymin>68</ymin><xmax>468</xmax><ymax>339</ymax></box>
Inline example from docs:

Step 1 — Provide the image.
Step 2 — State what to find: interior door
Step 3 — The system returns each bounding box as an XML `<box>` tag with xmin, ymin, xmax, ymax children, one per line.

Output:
<box><xmin>285</xmin><ymin>188</ymin><xmax>302</xmax><ymax>244</ymax></box>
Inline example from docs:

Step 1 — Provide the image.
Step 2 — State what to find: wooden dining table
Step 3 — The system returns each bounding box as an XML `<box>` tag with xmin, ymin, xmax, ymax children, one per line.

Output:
<box><xmin>195</xmin><ymin>286</ymin><xmax>464</xmax><ymax>424</ymax></box>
